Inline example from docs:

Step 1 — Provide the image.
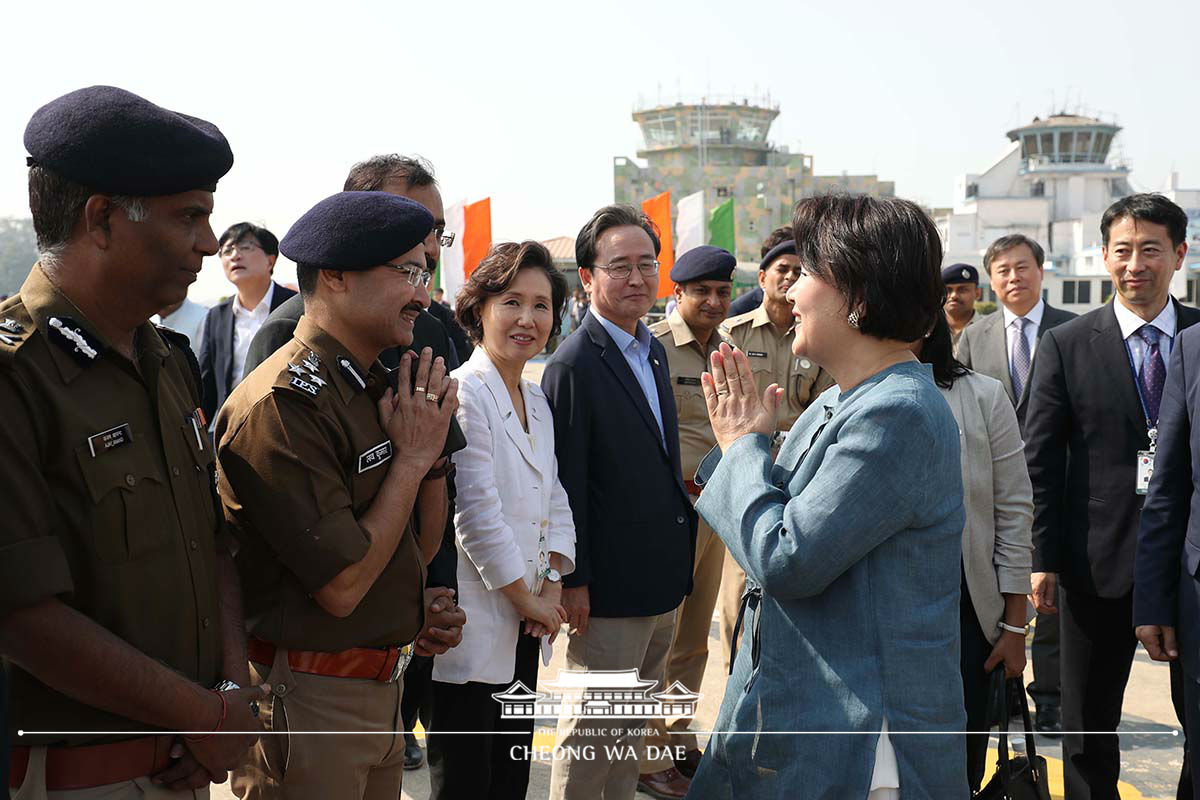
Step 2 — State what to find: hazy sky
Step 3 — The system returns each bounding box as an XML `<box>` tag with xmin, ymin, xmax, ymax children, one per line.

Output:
<box><xmin>3</xmin><ymin>0</ymin><xmax>1197</xmax><ymax>302</ymax></box>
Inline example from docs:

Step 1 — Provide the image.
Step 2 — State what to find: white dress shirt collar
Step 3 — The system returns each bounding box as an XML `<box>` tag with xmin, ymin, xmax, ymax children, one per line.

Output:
<box><xmin>1002</xmin><ymin>297</ymin><xmax>1045</xmax><ymax>331</ymax></box>
<box><xmin>233</xmin><ymin>281</ymin><xmax>274</xmax><ymax>320</ymax></box>
<box><xmin>1113</xmin><ymin>296</ymin><xmax>1176</xmax><ymax>342</ymax></box>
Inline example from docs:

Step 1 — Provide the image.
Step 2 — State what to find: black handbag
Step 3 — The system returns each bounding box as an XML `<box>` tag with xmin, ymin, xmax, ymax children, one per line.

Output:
<box><xmin>974</xmin><ymin>671</ymin><xmax>1051</xmax><ymax>800</ymax></box>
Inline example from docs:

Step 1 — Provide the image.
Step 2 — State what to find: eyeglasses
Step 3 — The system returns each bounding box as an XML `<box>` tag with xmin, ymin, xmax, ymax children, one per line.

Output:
<box><xmin>384</xmin><ymin>263</ymin><xmax>434</xmax><ymax>289</ymax></box>
<box><xmin>434</xmin><ymin>226</ymin><xmax>456</xmax><ymax>248</ymax></box>
<box><xmin>593</xmin><ymin>260</ymin><xmax>659</xmax><ymax>279</ymax></box>
<box><xmin>219</xmin><ymin>241</ymin><xmax>262</xmax><ymax>258</ymax></box>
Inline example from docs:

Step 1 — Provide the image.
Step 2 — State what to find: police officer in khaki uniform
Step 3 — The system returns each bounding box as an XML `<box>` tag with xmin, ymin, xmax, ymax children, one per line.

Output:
<box><xmin>717</xmin><ymin>238</ymin><xmax>836</xmax><ymax>670</ymax></box>
<box><xmin>942</xmin><ymin>263</ymin><xmax>982</xmax><ymax>351</ymax></box>
<box><xmin>0</xmin><ymin>86</ymin><xmax>266</xmax><ymax>799</ymax></box>
<box><xmin>216</xmin><ymin>192</ymin><xmax>457</xmax><ymax>800</ymax></box>
<box><xmin>638</xmin><ymin>247</ymin><xmax>736</xmax><ymax>797</ymax></box>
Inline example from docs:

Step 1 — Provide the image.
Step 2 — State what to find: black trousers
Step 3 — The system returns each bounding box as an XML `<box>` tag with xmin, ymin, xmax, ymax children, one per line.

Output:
<box><xmin>402</xmin><ymin>654</ymin><xmax>434</xmax><ymax>732</ymax></box>
<box><xmin>428</xmin><ymin>631</ymin><xmax>540</xmax><ymax>800</ymax></box>
<box><xmin>960</xmin><ymin>580</ymin><xmax>996</xmax><ymax>794</ymax></box>
<box><xmin>1028</xmin><ymin>607</ymin><xmax>1062</xmax><ymax>712</ymax></box>
<box><xmin>1060</xmin><ymin>586</ymin><xmax>1192</xmax><ymax>800</ymax></box>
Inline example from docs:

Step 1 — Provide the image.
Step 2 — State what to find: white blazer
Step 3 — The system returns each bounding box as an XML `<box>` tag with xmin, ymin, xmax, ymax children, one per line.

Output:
<box><xmin>433</xmin><ymin>347</ymin><xmax>576</xmax><ymax>685</ymax></box>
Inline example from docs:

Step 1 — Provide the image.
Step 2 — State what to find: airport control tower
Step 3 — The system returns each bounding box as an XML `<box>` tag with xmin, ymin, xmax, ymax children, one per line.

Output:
<box><xmin>614</xmin><ymin>96</ymin><xmax>894</xmax><ymax>263</ymax></box>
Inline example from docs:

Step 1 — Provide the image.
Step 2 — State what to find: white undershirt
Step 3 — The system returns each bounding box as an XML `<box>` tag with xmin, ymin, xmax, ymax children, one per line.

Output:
<box><xmin>868</xmin><ymin>717</ymin><xmax>900</xmax><ymax>796</ymax></box>
<box><xmin>231</xmin><ymin>282</ymin><xmax>274</xmax><ymax>385</ymax></box>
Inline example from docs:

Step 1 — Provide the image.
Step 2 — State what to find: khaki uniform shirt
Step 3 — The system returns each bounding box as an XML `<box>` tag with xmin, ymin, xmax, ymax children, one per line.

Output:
<box><xmin>649</xmin><ymin>310</ymin><xmax>728</xmax><ymax>483</ymax></box>
<box><xmin>950</xmin><ymin>311</ymin><xmax>976</xmax><ymax>354</ymax></box>
<box><xmin>0</xmin><ymin>265</ymin><xmax>224</xmax><ymax>746</ymax></box>
<box><xmin>215</xmin><ymin>316</ymin><xmax>426</xmax><ymax>654</ymax></box>
<box><xmin>721</xmin><ymin>303</ymin><xmax>836</xmax><ymax>432</ymax></box>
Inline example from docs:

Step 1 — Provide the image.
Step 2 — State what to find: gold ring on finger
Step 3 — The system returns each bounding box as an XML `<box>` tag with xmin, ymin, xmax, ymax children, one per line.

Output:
<box><xmin>414</xmin><ymin>385</ymin><xmax>426</xmax><ymax>394</ymax></box>
<box><xmin>425</xmin><ymin>392</ymin><xmax>438</xmax><ymax>402</ymax></box>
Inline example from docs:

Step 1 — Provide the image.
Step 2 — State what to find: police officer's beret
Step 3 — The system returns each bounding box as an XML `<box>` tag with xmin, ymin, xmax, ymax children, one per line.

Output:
<box><xmin>280</xmin><ymin>191</ymin><xmax>435</xmax><ymax>270</ymax></box>
<box><xmin>760</xmin><ymin>240</ymin><xmax>797</xmax><ymax>271</ymax></box>
<box><xmin>670</xmin><ymin>245</ymin><xmax>736</xmax><ymax>283</ymax></box>
<box><xmin>942</xmin><ymin>263</ymin><xmax>979</xmax><ymax>285</ymax></box>
<box><xmin>24</xmin><ymin>86</ymin><xmax>233</xmax><ymax>195</ymax></box>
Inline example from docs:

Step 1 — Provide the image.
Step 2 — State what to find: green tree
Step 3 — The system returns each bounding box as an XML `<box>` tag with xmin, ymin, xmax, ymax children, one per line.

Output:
<box><xmin>0</xmin><ymin>217</ymin><xmax>37</xmax><ymax>296</ymax></box>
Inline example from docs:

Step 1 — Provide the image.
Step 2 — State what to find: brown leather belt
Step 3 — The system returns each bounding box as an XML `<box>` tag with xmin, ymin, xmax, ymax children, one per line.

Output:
<box><xmin>685</xmin><ymin>479</ymin><xmax>703</xmax><ymax>497</ymax></box>
<box><xmin>247</xmin><ymin>638</ymin><xmax>409</xmax><ymax>683</ymax></box>
<box><xmin>9</xmin><ymin>735</ymin><xmax>174</xmax><ymax>790</ymax></box>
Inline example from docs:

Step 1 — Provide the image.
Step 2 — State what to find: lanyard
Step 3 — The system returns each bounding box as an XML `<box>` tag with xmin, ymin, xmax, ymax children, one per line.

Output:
<box><xmin>1122</xmin><ymin>335</ymin><xmax>1159</xmax><ymax>450</ymax></box>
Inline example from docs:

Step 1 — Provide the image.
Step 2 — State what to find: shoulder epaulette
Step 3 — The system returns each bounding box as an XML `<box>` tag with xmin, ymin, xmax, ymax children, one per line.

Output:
<box><xmin>275</xmin><ymin>347</ymin><xmax>328</xmax><ymax>401</ymax></box>
<box><xmin>0</xmin><ymin>307</ymin><xmax>35</xmax><ymax>365</ymax></box>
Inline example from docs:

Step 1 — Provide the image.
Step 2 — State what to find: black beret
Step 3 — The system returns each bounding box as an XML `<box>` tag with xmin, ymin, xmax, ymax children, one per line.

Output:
<box><xmin>24</xmin><ymin>86</ymin><xmax>233</xmax><ymax>195</ymax></box>
<box><xmin>760</xmin><ymin>239</ymin><xmax>797</xmax><ymax>271</ymax></box>
<box><xmin>671</xmin><ymin>245</ymin><xmax>736</xmax><ymax>284</ymax></box>
<box><xmin>280</xmin><ymin>191</ymin><xmax>435</xmax><ymax>270</ymax></box>
<box><xmin>942</xmin><ymin>263</ymin><xmax>979</xmax><ymax>285</ymax></box>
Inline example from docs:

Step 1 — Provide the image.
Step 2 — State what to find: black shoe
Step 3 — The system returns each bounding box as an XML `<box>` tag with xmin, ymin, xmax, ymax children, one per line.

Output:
<box><xmin>1034</xmin><ymin>706</ymin><xmax>1062</xmax><ymax>738</ymax></box>
<box><xmin>675</xmin><ymin>748</ymin><xmax>703</xmax><ymax>779</ymax></box>
<box><xmin>404</xmin><ymin>732</ymin><xmax>424</xmax><ymax>770</ymax></box>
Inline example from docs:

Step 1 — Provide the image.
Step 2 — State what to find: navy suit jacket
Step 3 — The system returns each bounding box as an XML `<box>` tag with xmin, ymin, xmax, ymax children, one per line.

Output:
<box><xmin>1136</xmin><ymin>322</ymin><xmax>1200</xmax><ymax>678</ymax></box>
<box><xmin>541</xmin><ymin>312</ymin><xmax>697</xmax><ymax>618</ymax></box>
<box><xmin>198</xmin><ymin>281</ymin><xmax>295</xmax><ymax>422</ymax></box>
<box><xmin>1026</xmin><ymin>298</ymin><xmax>1200</xmax><ymax>598</ymax></box>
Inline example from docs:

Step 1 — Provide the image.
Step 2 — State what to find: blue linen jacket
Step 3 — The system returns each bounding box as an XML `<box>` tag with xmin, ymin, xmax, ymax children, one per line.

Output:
<box><xmin>689</xmin><ymin>362</ymin><xmax>969</xmax><ymax>800</ymax></box>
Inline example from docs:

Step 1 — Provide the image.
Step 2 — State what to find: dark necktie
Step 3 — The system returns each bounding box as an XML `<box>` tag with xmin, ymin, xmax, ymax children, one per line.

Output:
<box><xmin>1010</xmin><ymin>317</ymin><xmax>1031</xmax><ymax>400</ymax></box>
<box><xmin>1139</xmin><ymin>324</ymin><xmax>1165</xmax><ymax>426</ymax></box>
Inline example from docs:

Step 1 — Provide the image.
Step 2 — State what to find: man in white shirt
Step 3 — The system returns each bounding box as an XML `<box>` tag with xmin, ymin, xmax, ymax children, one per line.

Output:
<box><xmin>197</xmin><ymin>222</ymin><xmax>296</xmax><ymax>422</ymax></box>
<box><xmin>957</xmin><ymin>233</ymin><xmax>1076</xmax><ymax>735</ymax></box>
<box><xmin>152</xmin><ymin>296</ymin><xmax>209</xmax><ymax>348</ymax></box>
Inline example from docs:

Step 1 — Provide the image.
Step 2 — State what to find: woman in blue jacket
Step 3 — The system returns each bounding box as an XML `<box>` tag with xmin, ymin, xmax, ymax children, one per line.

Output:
<box><xmin>690</xmin><ymin>195</ymin><xmax>969</xmax><ymax>799</ymax></box>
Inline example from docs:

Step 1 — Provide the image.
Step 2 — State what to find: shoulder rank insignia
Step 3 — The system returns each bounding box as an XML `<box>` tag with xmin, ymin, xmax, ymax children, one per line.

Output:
<box><xmin>0</xmin><ymin>318</ymin><xmax>24</xmax><ymax>335</ymax></box>
<box><xmin>0</xmin><ymin>333</ymin><xmax>18</xmax><ymax>346</ymax></box>
<box><xmin>48</xmin><ymin>316</ymin><xmax>101</xmax><ymax>363</ymax></box>
<box><xmin>337</xmin><ymin>356</ymin><xmax>366</xmax><ymax>391</ymax></box>
<box><xmin>286</xmin><ymin>362</ymin><xmax>306</xmax><ymax>378</ymax></box>
<box><xmin>305</xmin><ymin>372</ymin><xmax>327</xmax><ymax>388</ymax></box>
<box><xmin>289</xmin><ymin>376</ymin><xmax>321</xmax><ymax>397</ymax></box>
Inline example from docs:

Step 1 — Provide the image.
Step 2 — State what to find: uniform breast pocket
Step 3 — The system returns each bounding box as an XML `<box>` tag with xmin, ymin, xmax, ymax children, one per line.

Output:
<box><xmin>749</xmin><ymin>362</ymin><xmax>775</xmax><ymax>394</ymax></box>
<box><xmin>74</xmin><ymin>440</ymin><xmax>174</xmax><ymax>562</ymax></box>
<box><xmin>673</xmin><ymin>388</ymin><xmax>707</xmax><ymax>421</ymax></box>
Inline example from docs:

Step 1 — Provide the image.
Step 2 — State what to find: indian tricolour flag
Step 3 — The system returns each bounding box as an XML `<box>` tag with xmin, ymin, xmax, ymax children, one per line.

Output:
<box><xmin>439</xmin><ymin>197</ymin><xmax>492</xmax><ymax>302</ymax></box>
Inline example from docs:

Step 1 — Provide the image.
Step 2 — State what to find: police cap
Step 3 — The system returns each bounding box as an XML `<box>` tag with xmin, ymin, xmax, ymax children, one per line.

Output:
<box><xmin>280</xmin><ymin>191</ymin><xmax>435</xmax><ymax>270</ymax></box>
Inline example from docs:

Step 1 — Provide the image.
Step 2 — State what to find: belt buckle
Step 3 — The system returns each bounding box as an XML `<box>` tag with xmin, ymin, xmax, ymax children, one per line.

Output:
<box><xmin>389</xmin><ymin>644</ymin><xmax>413</xmax><ymax>682</ymax></box>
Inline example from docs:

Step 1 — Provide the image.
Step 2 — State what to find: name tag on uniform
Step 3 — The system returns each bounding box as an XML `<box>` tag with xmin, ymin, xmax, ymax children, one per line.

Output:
<box><xmin>676</xmin><ymin>376</ymin><xmax>702</xmax><ymax>386</ymax></box>
<box><xmin>747</xmin><ymin>350</ymin><xmax>768</xmax><ymax>358</ymax></box>
<box><xmin>1136</xmin><ymin>450</ymin><xmax>1155</xmax><ymax>495</ymax></box>
<box><xmin>87</xmin><ymin>423</ymin><xmax>132</xmax><ymax>457</ymax></box>
<box><xmin>358</xmin><ymin>440</ymin><xmax>393</xmax><ymax>473</ymax></box>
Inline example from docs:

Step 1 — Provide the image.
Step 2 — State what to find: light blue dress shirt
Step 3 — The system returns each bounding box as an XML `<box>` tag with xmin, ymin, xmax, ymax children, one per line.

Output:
<box><xmin>589</xmin><ymin>307</ymin><xmax>666</xmax><ymax>449</ymax></box>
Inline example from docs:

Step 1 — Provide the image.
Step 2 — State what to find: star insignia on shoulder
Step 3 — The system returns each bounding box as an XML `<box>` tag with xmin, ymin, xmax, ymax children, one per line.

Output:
<box><xmin>286</xmin><ymin>362</ymin><xmax>306</xmax><ymax>377</ymax></box>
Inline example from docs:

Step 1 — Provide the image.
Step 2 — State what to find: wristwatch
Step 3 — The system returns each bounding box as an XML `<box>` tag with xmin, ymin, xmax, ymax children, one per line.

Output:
<box><xmin>545</xmin><ymin>568</ymin><xmax>562</xmax><ymax>583</ymax></box>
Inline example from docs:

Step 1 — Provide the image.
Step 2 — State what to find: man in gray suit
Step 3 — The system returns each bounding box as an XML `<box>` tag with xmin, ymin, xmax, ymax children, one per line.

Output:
<box><xmin>957</xmin><ymin>233</ymin><xmax>1076</xmax><ymax>734</ymax></box>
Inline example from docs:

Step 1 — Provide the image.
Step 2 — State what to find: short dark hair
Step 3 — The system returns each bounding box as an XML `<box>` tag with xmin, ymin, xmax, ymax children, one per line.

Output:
<box><xmin>984</xmin><ymin>234</ymin><xmax>1044</xmax><ymax>272</ymax></box>
<box><xmin>1101</xmin><ymin>193</ymin><xmax>1189</xmax><ymax>248</ymax></box>
<box><xmin>296</xmin><ymin>263</ymin><xmax>320</xmax><ymax>297</ymax></box>
<box><xmin>218</xmin><ymin>222</ymin><xmax>279</xmax><ymax>257</ymax></box>
<box><xmin>344</xmin><ymin>155</ymin><xmax>437</xmax><ymax>193</ymax></box>
<box><xmin>791</xmin><ymin>195</ymin><xmax>944</xmax><ymax>342</ymax></box>
<box><xmin>28</xmin><ymin>165</ymin><xmax>147</xmax><ymax>262</ymax></box>
<box><xmin>918</xmin><ymin>313</ymin><xmax>971</xmax><ymax>389</ymax></box>
<box><xmin>575</xmin><ymin>204</ymin><xmax>660</xmax><ymax>270</ymax></box>
<box><xmin>760</xmin><ymin>225</ymin><xmax>794</xmax><ymax>257</ymax></box>
<box><xmin>456</xmin><ymin>241</ymin><xmax>568</xmax><ymax>343</ymax></box>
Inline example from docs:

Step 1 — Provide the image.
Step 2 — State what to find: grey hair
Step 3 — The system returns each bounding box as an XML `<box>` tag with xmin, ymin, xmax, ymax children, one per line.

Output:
<box><xmin>29</xmin><ymin>165</ymin><xmax>148</xmax><ymax>268</ymax></box>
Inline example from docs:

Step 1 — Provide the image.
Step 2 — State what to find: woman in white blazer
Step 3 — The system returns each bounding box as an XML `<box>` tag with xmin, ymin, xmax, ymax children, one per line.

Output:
<box><xmin>427</xmin><ymin>242</ymin><xmax>576</xmax><ymax>800</ymax></box>
<box><xmin>916</xmin><ymin>314</ymin><xmax>1034</xmax><ymax>793</ymax></box>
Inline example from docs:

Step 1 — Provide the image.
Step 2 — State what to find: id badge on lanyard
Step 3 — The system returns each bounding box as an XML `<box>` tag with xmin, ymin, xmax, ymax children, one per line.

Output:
<box><xmin>1136</xmin><ymin>426</ymin><xmax>1157</xmax><ymax>496</ymax></box>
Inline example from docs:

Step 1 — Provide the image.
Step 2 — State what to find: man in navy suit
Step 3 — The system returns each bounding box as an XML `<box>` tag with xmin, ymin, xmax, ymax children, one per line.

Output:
<box><xmin>197</xmin><ymin>221</ymin><xmax>295</xmax><ymax>422</ymax></box>
<box><xmin>1136</xmin><ymin>231</ymin><xmax>1200</xmax><ymax>800</ymax></box>
<box><xmin>1025</xmin><ymin>193</ymin><xmax>1195</xmax><ymax>798</ymax></box>
<box><xmin>542</xmin><ymin>205</ymin><xmax>698</xmax><ymax>800</ymax></box>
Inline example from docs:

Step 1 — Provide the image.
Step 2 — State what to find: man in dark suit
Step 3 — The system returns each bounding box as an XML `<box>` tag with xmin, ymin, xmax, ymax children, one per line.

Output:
<box><xmin>542</xmin><ymin>204</ymin><xmax>698</xmax><ymax>800</ymax></box>
<box><xmin>958</xmin><ymin>232</ymin><xmax>1076</xmax><ymax>734</ymax></box>
<box><xmin>1026</xmin><ymin>193</ymin><xmax>1196</xmax><ymax>799</ymax></box>
<box><xmin>197</xmin><ymin>221</ymin><xmax>296</xmax><ymax>423</ymax></box>
<box><xmin>242</xmin><ymin>154</ymin><xmax>466</xmax><ymax>772</ymax></box>
<box><xmin>1137</xmin><ymin>316</ymin><xmax>1200</xmax><ymax>800</ymax></box>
